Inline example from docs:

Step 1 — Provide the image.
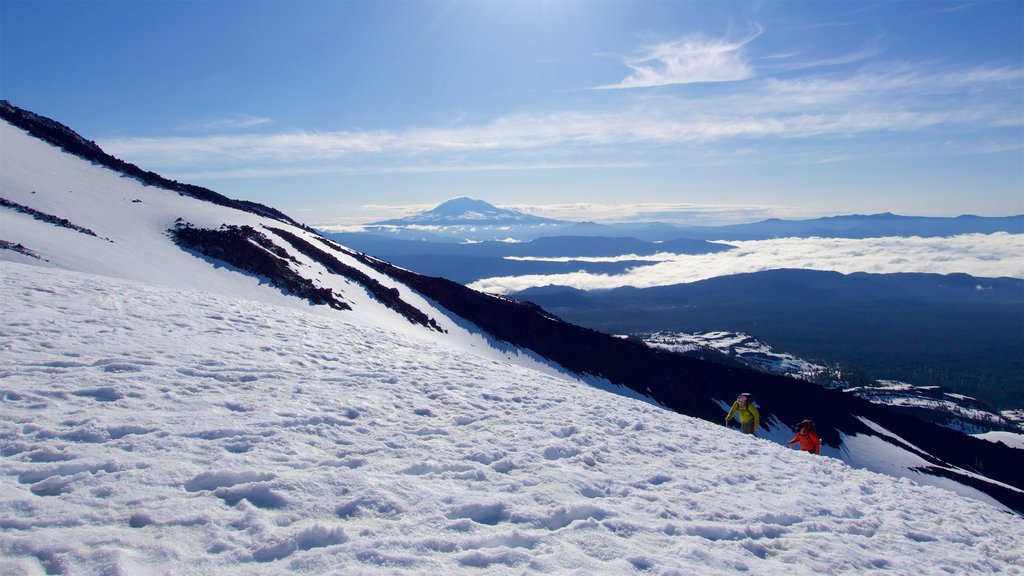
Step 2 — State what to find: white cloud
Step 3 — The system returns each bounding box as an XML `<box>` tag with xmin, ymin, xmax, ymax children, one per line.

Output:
<box><xmin>467</xmin><ymin>233</ymin><xmax>1024</xmax><ymax>293</ymax></box>
<box><xmin>596</xmin><ymin>28</ymin><xmax>762</xmax><ymax>89</ymax></box>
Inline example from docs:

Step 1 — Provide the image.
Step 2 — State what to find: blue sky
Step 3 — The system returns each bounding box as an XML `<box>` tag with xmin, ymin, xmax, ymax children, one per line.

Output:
<box><xmin>2</xmin><ymin>1</ymin><xmax>1022</xmax><ymax>226</ymax></box>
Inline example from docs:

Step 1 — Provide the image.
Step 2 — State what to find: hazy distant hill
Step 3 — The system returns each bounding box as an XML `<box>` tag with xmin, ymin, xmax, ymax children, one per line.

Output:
<box><xmin>548</xmin><ymin>213</ymin><xmax>1024</xmax><ymax>241</ymax></box>
<box><xmin>670</xmin><ymin>213</ymin><xmax>1024</xmax><ymax>241</ymax></box>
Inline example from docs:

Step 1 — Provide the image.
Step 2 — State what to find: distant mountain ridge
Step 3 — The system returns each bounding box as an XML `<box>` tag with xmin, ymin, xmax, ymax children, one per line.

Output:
<box><xmin>541</xmin><ymin>211</ymin><xmax>1024</xmax><ymax>241</ymax></box>
<box><xmin>359</xmin><ymin>195</ymin><xmax>1023</xmax><ymax>242</ymax></box>
<box><xmin>553</xmin><ymin>212</ymin><xmax>1023</xmax><ymax>242</ymax></box>
<box><xmin>673</xmin><ymin>212</ymin><xmax>1024</xmax><ymax>241</ymax></box>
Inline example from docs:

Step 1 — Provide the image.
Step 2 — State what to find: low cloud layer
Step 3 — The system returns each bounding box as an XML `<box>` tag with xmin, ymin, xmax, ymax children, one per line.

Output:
<box><xmin>468</xmin><ymin>233</ymin><xmax>1024</xmax><ymax>294</ymax></box>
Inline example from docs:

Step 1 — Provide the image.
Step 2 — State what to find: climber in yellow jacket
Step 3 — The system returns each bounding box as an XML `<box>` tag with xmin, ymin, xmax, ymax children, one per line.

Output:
<box><xmin>725</xmin><ymin>392</ymin><xmax>760</xmax><ymax>435</ymax></box>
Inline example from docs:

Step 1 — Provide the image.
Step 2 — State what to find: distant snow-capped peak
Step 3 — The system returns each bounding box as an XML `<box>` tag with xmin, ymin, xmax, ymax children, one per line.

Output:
<box><xmin>375</xmin><ymin>197</ymin><xmax>564</xmax><ymax>226</ymax></box>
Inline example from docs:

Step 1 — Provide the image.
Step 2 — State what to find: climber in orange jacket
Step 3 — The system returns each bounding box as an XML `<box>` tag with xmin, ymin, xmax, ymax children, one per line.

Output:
<box><xmin>786</xmin><ymin>419</ymin><xmax>821</xmax><ymax>455</ymax></box>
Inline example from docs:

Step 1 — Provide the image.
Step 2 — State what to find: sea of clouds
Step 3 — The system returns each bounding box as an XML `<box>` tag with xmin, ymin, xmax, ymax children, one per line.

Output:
<box><xmin>468</xmin><ymin>233</ymin><xmax>1024</xmax><ymax>293</ymax></box>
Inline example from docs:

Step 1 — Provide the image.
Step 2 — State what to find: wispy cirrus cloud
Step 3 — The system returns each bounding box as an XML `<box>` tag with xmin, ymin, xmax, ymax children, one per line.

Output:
<box><xmin>921</xmin><ymin>2</ymin><xmax>982</xmax><ymax>15</ymax></box>
<box><xmin>98</xmin><ymin>61</ymin><xmax>1022</xmax><ymax>179</ymax></box>
<box><xmin>761</xmin><ymin>42</ymin><xmax>884</xmax><ymax>74</ymax></box>
<box><xmin>176</xmin><ymin>114</ymin><xmax>272</xmax><ymax>133</ymax></box>
<box><xmin>172</xmin><ymin>160</ymin><xmax>646</xmax><ymax>181</ymax></box>
<box><xmin>758</xmin><ymin>64</ymin><xmax>1022</xmax><ymax>106</ymax></box>
<box><xmin>467</xmin><ymin>233</ymin><xmax>1024</xmax><ymax>293</ymax></box>
<box><xmin>106</xmin><ymin>131</ymin><xmax>394</xmax><ymax>166</ymax></box>
<box><xmin>596</xmin><ymin>27</ymin><xmax>762</xmax><ymax>89</ymax></box>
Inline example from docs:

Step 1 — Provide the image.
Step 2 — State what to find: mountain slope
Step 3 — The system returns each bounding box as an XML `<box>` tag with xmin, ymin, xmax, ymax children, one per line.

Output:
<box><xmin>2</xmin><ymin>101</ymin><xmax>1023</xmax><ymax>523</ymax></box>
<box><xmin>3</xmin><ymin>261</ymin><xmax>1023</xmax><ymax>574</ymax></box>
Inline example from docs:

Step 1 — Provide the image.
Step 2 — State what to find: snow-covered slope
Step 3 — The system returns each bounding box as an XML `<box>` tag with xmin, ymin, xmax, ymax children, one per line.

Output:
<box><xmin>2</xmin><ymin>261</ymin><xmax>1022</xmax><ymax>575</ymax></box>
<box><xmin>0</xmin><ymin>121</ymin><xmax>413</xmax><ymax>330</ymax></box>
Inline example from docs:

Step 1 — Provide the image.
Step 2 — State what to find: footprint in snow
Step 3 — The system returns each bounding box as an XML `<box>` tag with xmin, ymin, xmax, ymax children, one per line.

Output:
<box><xmin>543</xmin><ymin>446</ymin><xmax>580</xmax><ymax>460</ymax></box>
<box><xmin>446</xmin><ymin>502</ymin><xmax>510</xmax><ymax>525</ymax></box>
<box><xmin>71</xmin><ymin>387</ymin><xmax>123</xmax><ymax>402</ymax></box>
<box><xmin>250</xmin><ymin>525</ymin><xmax>347</xmax><ymax>563</ymax></box>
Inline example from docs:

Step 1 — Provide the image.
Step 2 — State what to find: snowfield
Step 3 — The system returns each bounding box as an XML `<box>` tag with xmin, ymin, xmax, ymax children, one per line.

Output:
<box><xmin>2</xmin><ymin>261</ymin><xmax>1023</xmax><ymax>575</ymax></box>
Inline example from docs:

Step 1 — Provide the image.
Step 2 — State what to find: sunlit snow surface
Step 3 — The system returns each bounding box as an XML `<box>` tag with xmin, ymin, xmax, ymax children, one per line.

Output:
<box><xmin>2</xmin><ymin>262</ymin><xmax>1022</xmax><ymax>575</ymax></box>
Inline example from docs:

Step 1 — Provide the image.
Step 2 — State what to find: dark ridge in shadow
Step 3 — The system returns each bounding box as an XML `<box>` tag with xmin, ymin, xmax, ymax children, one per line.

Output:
<box><xmin>169</xmin><ymin>221</ymin><xmax>349</xmax><ymax>310</ymax></box>
<box><xmin>0</xmin><ymin>240</ymin><xmax>46</xmax><ymax>261</ymax></box>
<box><xmin>268</xmin><ymin>227</ymin><xmax>444</xmax><ymax>332</ymax></box>
<box><xmin>2</xmin><ymin>197</ymin><xmax>100</xmax><ymax>238</ymax></box>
